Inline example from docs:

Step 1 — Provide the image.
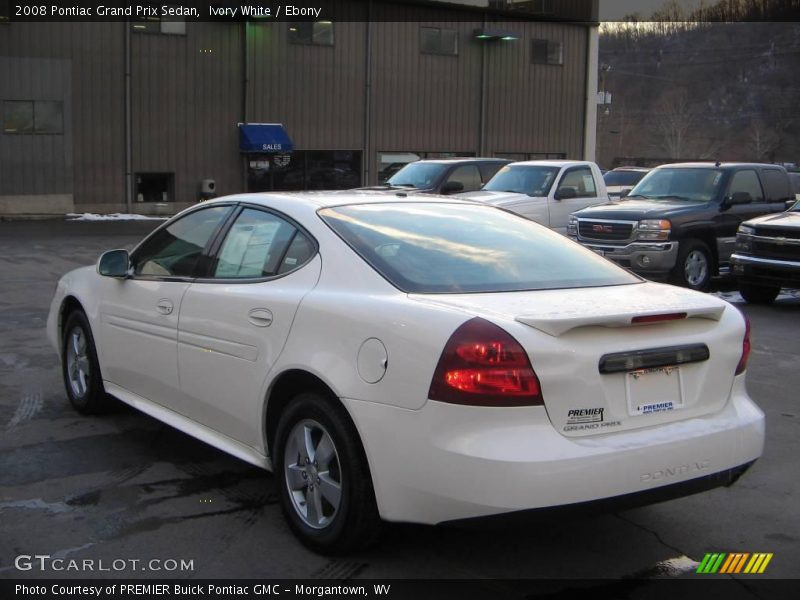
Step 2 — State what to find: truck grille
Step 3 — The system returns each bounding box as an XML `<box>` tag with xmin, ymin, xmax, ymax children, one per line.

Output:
<box><xmin>752</xmin><ymin>240</ymin><xmax>800</xmax><ymax>261</ymax></box>
<box><xmin>754</xmin><ymin>226</ymin><xmax>800</xmax><ymax>240</ymax></box>
<box><xmin>578</xmin><ymin>220</ymin><xmax>633</xmax><ymax>242</ymax></box>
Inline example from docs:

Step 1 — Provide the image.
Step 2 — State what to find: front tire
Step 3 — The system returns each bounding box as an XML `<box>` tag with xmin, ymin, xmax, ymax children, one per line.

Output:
<box><xmin>739</xmin><ymin>283</ymin><xmax>780</xmax><ymax>304</ymax></box>
<box><xmin>672</xmin><ymin>239</ymin><xmax>713</xmax><ymax>291</ymax></box>
<box><xmin>61</xmin><ymin>311</ymin><xmax>108</xmax><ymax>414</ymax></box>
<box><xmin>273</xmin><ymin>392</ymin><xmax>381</xmax><ymax>554</ymax></box>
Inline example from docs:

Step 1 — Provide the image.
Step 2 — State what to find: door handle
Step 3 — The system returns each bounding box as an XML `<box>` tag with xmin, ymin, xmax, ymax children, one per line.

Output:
<box><xmin>156</xmin><ymin>299</ymin><xmax>174</xmax><ymax>315</ymax></box>
<box><xmin>248</xmin><ymin>308</ymin><xmax>273</xmax><ymax>327</ymax></box>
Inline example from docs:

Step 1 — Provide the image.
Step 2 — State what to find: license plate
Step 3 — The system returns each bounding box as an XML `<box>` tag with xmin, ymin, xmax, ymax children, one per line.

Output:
<box><xmin>625</xmin><ymin>366</ymin><xmax>683</xmax><ymax>416</ymax></box>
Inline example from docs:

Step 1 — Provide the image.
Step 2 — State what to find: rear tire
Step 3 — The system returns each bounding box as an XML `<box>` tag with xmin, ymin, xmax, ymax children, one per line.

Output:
<box><xmin>61</xmin><ymin>311</ymin><xmax>109</xmax><ymax>414</ymax></box>
<box><xmin>739</xmin><ymin>283</ymin><xmax>780</xmax><ymax>304</ymax></box>
<box><xmin>273</xmin><ymin>392</ymin><xmax>382</xmax><ymax>554</ymax></box>
<box><xmin>672</xmin><ymin>239</ymin><xmax>713</xmax><ymax>291</ymax></box>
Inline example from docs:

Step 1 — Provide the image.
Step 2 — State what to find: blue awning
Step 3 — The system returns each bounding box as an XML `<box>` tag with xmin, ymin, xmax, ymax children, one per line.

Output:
<box><xmin>238</xmin><ymin>123</ymin><xmax>293</xmax><ymax>153</ymax></box>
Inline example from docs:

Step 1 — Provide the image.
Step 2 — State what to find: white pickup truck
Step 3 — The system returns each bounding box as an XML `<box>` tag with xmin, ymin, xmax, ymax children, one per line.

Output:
<box><xmin>458</xmin><ymin>160</ymin><xmax>608</xmax><ymax>233</ymax></box>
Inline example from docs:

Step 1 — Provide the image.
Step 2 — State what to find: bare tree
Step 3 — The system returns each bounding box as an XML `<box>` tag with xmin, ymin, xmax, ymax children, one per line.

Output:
<box><xmin>653</xmin><ymin>89</ymin><xmax>696</xmax><ymax>159</ymax></box>
<box><xmin>747</xmin><ymin>119</ymin><xmax>780</xmax><ymax>161</ymax></box>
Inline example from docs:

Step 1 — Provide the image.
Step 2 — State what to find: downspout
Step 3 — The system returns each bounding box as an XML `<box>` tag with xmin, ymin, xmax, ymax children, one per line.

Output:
<box><xmin>242</xmin><ymin>21</ymin><xmax>249</xmax><ymax>192</ymax></box>
<box><xmin>363</xmin><ymin>2</ymin><xmax>373</xmax><ymax>185</ymax></box>
<box><xmin>124</xmin><ymin>21</ymin><xmax>132</xmax><ymax>212</ymax></box>
<box><xmin>583</xmin><ymin>24</ymin><xmax>599</xmax><ymax>162</ymax></box>
<box><xmin>478</xmin><ymin>16</ymin><xmax>487</xmax><ymax>156</ymax></box>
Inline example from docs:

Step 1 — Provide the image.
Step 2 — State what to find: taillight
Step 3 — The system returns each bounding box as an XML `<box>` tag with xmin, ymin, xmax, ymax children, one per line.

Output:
<box><xmin>735</xmin><ymin>314</ymin><xmax>751</xmax><ymax>375</ymax></box>
<box><xmin>428</xmin><ymin>318</ymin><xmax>543</xmax><ymax>406</ymax></box>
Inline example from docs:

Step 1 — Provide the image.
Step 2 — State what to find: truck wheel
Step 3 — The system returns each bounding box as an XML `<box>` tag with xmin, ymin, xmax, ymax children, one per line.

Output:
<box><xmin>672</xmin><ymin>239</ymin><xmax>713</xmax><ymax>291</ymax></box>
<box><xmin>739</xmin><ymin>283</ymin><xmax>780</xmax><ymax>304</ymax></box>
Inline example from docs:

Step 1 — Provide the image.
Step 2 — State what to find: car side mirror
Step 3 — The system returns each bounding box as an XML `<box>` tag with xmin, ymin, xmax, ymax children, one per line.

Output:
<box><xmin>441</xmin><ymin>181</ymin><xmax>465</xmax><ymax>195</ymax></box>
<box><xmin>726</xmin><ymin>191</ymin><xmax>753</xmax><ymax>206</ymax></box>
<box><xmin>98</xmin><ymin>249</ymin><xmax>130</xmax><ymax>278</ymax></box>
<box><xmin>554</xmin><ymin>187</ymin><xmax>578</xmax><ymax>200</ymax></box>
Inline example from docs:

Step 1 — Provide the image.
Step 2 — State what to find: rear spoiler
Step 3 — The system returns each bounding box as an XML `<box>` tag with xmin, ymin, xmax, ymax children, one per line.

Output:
<box><xmin>515</xmin><ymin>306</ymin><xmax>725</xmax><ymax>337</ymax></box>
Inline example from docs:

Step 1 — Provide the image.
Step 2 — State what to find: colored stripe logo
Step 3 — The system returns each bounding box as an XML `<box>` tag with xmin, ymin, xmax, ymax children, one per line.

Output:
<box><xmin>696</xmin><ymin>552</ymin><xmax>773</xmax><ymax>574</ymax></box>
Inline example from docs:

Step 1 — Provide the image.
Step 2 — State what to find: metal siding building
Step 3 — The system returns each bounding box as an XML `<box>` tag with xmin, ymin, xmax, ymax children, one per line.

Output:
<box><xmin>0</xmin><ymin>1</ymin><xmax>598</xmax><ymax>215</ymax></box>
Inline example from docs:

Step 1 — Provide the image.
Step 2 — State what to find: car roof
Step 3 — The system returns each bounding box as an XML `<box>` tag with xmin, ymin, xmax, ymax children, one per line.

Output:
<box><xmin>609</xmin><ymin>166</ymin><xmax>650</xmax><ymax>172</ymax></box>
<box><xmin>200</xmin><ymin>191</ymin><xmax>484</xmax><ymax>211</ymax></box>
<box><xmin>656</xmin><ymin>162</ymin><xmax>788</xmax><ymax>170</ymax></box>
<box><xmin>409</xmin><ymin>158</ymin><xmax>512</xmax><ymax>164</ymax></box>
<box><xmin>506</xmin><ymin>160</ymin><xmax>592</xmax><ymax>168</ymax></box>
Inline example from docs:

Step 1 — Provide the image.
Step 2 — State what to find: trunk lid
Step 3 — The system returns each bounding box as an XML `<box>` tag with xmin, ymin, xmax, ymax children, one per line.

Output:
<box><xmin>411</xmin><ymin>282</ymin><xmax>743</xmax><ymax>437</ymax></box>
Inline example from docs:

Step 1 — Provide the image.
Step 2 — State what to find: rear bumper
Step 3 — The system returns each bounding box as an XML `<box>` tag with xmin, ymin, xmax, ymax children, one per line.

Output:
<box><xmin>343</xmin><ymin>377</ymin><xmax>764</xmax><ymax>524</ymax></box>
<box><xmin>445</xmin><ymin>460</ymin><xmax>755</xmax><ymax>527</ymax></box>
<box><xmin>569</xmin><ymin>238</ymin><xmax>678</xmax><ymax>277</ymax></box>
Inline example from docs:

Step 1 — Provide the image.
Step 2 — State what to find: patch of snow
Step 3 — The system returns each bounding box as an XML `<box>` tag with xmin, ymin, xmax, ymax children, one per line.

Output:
<box><xmin>66</xmin><ymin>213</ymin><xmax>167</xmax><ymax>221</ymax></box>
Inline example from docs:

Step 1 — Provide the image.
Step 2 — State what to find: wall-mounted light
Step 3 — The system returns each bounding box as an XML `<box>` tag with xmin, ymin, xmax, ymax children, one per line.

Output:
<box><xmin>473</xmin><ymin>29</ymin><xmax>519</xmax><ymax>42</ymax></box>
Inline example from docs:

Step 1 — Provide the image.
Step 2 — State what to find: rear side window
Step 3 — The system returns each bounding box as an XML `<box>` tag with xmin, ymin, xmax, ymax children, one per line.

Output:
<box><xmin>213</xmin><ymin>208</ymin><xmax>314</xmax><ymax>279</ymax></box>
<box><xmin>477</xmin><ymin>161</ymin><xmax>508</xmax><ymax>182</ymax></box>
<box><xmin>728</xmin><ymin>170</ymin><xmax>764</xmax><ymax>202</ymax></box>
<box><xmin>761</xmin><ymin>169</ymin><xmax>794</xmax><ymax>202</ymax></box>
<box><xmin>320</xmin><ymin>203</ymin><xmax>640</xmax><ymax>293</ymax></box>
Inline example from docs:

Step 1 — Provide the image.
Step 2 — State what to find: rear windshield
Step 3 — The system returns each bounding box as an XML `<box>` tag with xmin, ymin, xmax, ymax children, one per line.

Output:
<box><xmin>604</xmin><ymin>170</ymin><xmax>647</xmax><ymax>186</ymax></box>
<box><xmin>319</xmin><ymin>203</ymin><xmax>640</xmax><ymax>293</ymax></box>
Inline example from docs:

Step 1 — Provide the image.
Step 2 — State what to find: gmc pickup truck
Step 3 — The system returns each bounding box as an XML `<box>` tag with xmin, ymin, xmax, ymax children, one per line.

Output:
<box><xmin>568</xmin><ymin>162</ymin><xmax>796</xmax><ymax>290</ymax></box>
<box><xmin>459</xmin><ymin>160</ymin><xmax>607</xmax><ymax>234</ymax></box>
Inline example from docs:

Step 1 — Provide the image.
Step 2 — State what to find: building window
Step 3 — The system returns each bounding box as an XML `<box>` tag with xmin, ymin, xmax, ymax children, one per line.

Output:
<box><xmin>420</xmin><ymin>27</ymin><xmax>458</xmax><ymax>56</ymax></box>
<box><xmin>531</xmin><ymin>39</ymin><xmax>563</xmax><ymax>65</ymax></box>
<box><xmin>288</xmin><ymin>21</ymin><xmax>334</xmax><ymax>46</ymax></box>
<box><xmin>248</xmin><ymin>151</ymin><xmax>360</xmax><ymax>193</ymax></box>
<box><xmin>495</xmin><ymin>152</ymin><xmax>566</xmax><ymax>160</ymax></box>
<box><xmin>131</xmin><ymin>8</ymin><xmax>186</xmax><ymax>35</ymax></box>
<box><xmin>136</xmin><ymin>173</ymin><xmax>175</xmax><ymax>203</ymax></box>
<box><xmin>490</xmin><ymin>0</ymin><xmax>553</xmax><ymax>14</ymax></box>
<box><xmin>2</xmin><ymin>100</ymin><xmax>64</xmax><ymax>134</ymax></box>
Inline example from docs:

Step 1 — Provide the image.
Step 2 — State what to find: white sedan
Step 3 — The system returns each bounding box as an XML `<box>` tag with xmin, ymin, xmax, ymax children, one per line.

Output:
<box><xmin>47</xmin><ymin>193</ymin><xmax>764</xmax><ymax>554</ymax></box>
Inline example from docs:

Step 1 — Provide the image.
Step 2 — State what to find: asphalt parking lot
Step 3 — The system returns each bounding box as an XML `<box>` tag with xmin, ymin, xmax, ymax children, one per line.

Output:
<box><xmin>0</xmin><ymin>219</ymin><xmax>798</xmax><ymax>586</ymax></box>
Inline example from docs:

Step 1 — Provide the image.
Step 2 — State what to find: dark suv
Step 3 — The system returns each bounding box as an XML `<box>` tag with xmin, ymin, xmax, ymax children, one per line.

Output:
<box><xmin>568</xmin><ymin>163</ymin><xmax>796</xmax><ymax>290</ymax></box>
<box><xmin>361</xmin><ymin>158</ymin><xmax>511</xmax><ymax>195</ymax></box>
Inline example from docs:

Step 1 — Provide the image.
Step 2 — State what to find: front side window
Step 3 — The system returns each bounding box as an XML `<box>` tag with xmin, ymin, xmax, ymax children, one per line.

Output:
<box><xmin>320</xmin><ymin>203</ymin><xmax>639</xmax><ymax>293</ymax></box>
<box><xmin>557</xmin><ymin>167</ymin><xmax>597</xmax><ymax>198</ymax></box>
<box><xmin>483</xmin><ymin>165</ymin><xmax>559</xmax><ymax>196</ymax></box>
<box><xmin>728</xmin><ymin>170</ymin><xmax>764</xmax><ymax>202</ymax></box>
<box><xmin>421</xmin><ymin>27</ymin><xmax>458</xmax><ymax>56</ymax></box>
<box><xmin>132</xmin><ymin>206</ymin><xmax>232</xmax><ymax>277</ymax></box>
<box><xmin>446</xmin><ymin>165</ymin><xmax>482</xmax><ymax>192</ymax></box>
<box><xmin>289</xmin><ymin>21</ymin><xmax>334</xmax><ymax>46</ymax></box>
<box><xmin>213</xmin><ymin>208</ymin><xmax>314</xmax><ymax>279</ymax></box>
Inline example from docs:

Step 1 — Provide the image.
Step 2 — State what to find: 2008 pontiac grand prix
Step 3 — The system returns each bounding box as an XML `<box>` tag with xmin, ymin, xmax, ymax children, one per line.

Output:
<box><xmin>47</xmin><ymin>193</ymin><xmax>764</xmax><ymax>553</ymax></box>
